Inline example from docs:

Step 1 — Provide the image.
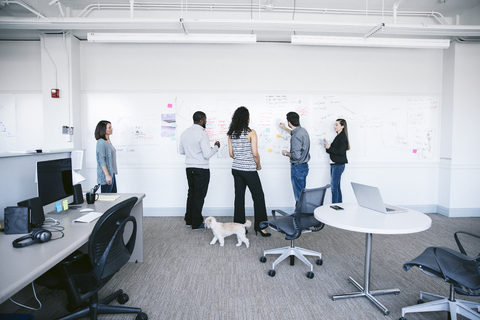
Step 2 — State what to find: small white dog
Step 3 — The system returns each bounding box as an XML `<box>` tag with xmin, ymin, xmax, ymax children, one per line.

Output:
<box><xmin>204</xmin><ymin>216</ymin><xmax>251</xmax><ymax>248</ymax></box>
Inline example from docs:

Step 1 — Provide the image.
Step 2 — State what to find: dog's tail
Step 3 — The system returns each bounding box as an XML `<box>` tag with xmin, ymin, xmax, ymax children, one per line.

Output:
<box><xmin>244</xmin><ymin>220</ymin><xmax>252</xmax><ymax>228</ymax></box>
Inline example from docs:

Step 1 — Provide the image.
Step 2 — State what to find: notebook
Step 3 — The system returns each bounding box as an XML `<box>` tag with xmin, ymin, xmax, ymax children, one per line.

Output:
<box><xmin>351</xmin><ymin>182</ymin><xmax>408</xmax><ymax>214</ymax></box>
<box><xmin>73</xmin><ymin>211</ymin><xmax>102</xmax><ymax>223</ymax></box>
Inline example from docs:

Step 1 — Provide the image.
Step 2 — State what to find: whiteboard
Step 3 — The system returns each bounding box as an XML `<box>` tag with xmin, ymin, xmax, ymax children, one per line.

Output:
<box><xmin>83</xmin><ymin>92</ymin><xmax>440</xmax><ymax>164</ymax></box>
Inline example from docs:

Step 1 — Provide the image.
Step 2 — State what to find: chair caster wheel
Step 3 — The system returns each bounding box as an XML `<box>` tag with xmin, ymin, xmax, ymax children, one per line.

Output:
<box><xmin>399</xmin><ymin>317</ymin><xmax>408</xmax><ymax>320</ymax></box>
<box><xmin>118</xmin><ymin>293</ymin><xmax>129</xmax><ymax>304</ymax></box>
<box><xmin>316</xmin><ymin>258</ymin><xmax>323</xmax><ymax>266</ymax></box>
<box><xmin>417</xmin><ymin>299</ymin><xmax>425</xmax><ymax>304</ymax></box>
<box><xmin>290</xmin><ymin>255</ymin><xmax>295</xmax><ymax>265</ymax></box>
<box><xmin>136</xmin><ymin>312</ymin><xmax>148</xmax><ymax>320</ymax></box>
<box><xmin>259</xmin><ymin>256</ymin><xmax>267</xmax><ymax>263</ymax></box>
<box><xmin>66</xmin><ymin>304</ymin><xmax>76</xmax><ymax>313</ymax></box>
<box><xmin>306</xmin><ymin>271</ymin><xmax>314</xmax><ymax>279</ymax></box>
<box><xmin>268</xmin><ymin>269</ymin><xmax>276</xmax><ymax>277</ymax></box>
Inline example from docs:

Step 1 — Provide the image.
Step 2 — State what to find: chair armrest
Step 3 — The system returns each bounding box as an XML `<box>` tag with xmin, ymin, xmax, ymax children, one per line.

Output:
<box><xmin>272</xmin><ymin>209</ymin><xmax>290</xmax><ymax>217</ymax></box>
<box><xmin>59</xmin><ymin>250</ymin><xmax>84</xmax><ymax>267</ymax></box>
<box><xmin>454</xmin><ymin>231</ymin><xmax>480</xmax><ymax>256</ymax></box>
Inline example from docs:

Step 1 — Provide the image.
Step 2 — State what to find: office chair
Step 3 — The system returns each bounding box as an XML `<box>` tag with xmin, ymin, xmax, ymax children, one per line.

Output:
<box><xmin>36</xmin><ymin>197</ymin><xmax>148</xmax><ymax>320</ymax></box>
<box><xmin>400</xmin><ymin>231</ymin><xmax>480</xmax><ymax>320</ymax></box>
<box><xmin>259</xmin><ymin>185</ymin><xmax>330</xmax><ymax>279</ymax></box>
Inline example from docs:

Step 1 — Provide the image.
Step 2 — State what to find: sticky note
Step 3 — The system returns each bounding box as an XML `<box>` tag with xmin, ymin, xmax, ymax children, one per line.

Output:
<box><xmin>55</xmin><ymin>201</ymin><xmax>63</xmax><ymax>212</ymax></box>
<box><xmin>62</xmin><ymin>199</ymin><xmax>68</xmax><ymax>210</ymax></box>
<box><xmin>171</xmin><ymin>123</ymin><xmax>177</xmax><ymax>127</ymax></box>
<box><xmin>268</xmin><ymin>148</ymin><xmax>273</xmax><ymax>153</ymax></box>
<box><xmin>276</xmin><ymin>134</ymin><xmax>282</xmax><ymax>138</ymax></box>
<box><xmin>171</xmin><ymin>136</ymin><xmax>176</xmax><ymax>141</ymax></box>
<box><xmin>167</xmin><ymin>103</ymin><xmax>173</xmax><ymax>108</ymax></box>
<box><xmin>266</xmin><ymin>128</ymin><xmax>270</xmax><ymax>133</ymax></box>
<box><xmin>413</xmin><ymin>149</ymin><xmax>417</xmax><ymax>153</ymax></box>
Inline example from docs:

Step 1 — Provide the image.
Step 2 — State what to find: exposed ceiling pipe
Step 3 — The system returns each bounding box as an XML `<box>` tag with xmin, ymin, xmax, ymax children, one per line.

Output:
<box><xmin>2</xmin><ymin>0</ymin><xmax>51</xmax><ymax>21</ymax></box>
<box><xmin>130</xmin><ymin>0</ymin><xmax>134</xmax><ymax>18</ymax></box>
<box><xmin>393</xmin><ymin>0</ymin><xmax>405</xmax><ymax>23</ymax></box>
<box><xmin>74</xmin><ymin>2</ymin><xmax>449</xmax><ymax>25</ymax></box>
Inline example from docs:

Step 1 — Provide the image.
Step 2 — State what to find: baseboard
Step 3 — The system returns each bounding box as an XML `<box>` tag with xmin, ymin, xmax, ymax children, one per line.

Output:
<box><xmin>144</xmin><ymin>205</ymin><xmax>480</xmax><ymax>218</ymax></box>
<box><xmin>144</xmin><ymin>207</ymin><xmax>295</xmax><ymax>217</ymax></box>
<box><xmin>436</xmin><ymin>205</ymin><xmax>480</xmax><ymax>218</ymax></box>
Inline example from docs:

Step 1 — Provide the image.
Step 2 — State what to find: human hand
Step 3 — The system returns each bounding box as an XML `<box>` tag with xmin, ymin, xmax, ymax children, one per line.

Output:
<box><xmin>257</xmin><ymin>164</ymin><xmax>262</xmax><ymax>170</ymax></box>
<box><xmin>279</xmin><ymin>122</ymin><xmax>287</xmax><ymax>130</ymax></box>
<box><xmin>282</xmin><ymin>150</ymin><xmax>287</xmax><ymax>156</ymax></box>
<box><xmin>324</xmin><ymin>139</ymin><xmax>330</xmax><ymax>149</ymax></box>
<box><xmin>106</xmin><ymin>175</ymin><xmax>113</xmax><ymax>185</ymax></box>
<box><xmin>214</xmin><ymin>141</ymin><xmax>220</xmax><ymax>148</ymax></box>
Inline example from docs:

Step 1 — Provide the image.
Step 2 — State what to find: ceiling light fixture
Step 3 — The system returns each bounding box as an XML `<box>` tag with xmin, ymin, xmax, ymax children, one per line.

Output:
<box><xmin>87</xmin><ymin>33</ymin><xmax>257</xmax><ymax>44</ymax></box>
<box><xmin>291</xmin><ymin>35</ymin><xmax>450</xmax><ymax>49</ymax></box>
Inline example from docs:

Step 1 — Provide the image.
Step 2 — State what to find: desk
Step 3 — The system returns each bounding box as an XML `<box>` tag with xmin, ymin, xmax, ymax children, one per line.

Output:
<box><xmin>314</xmin><ymin>203</ymin><xmax>431</xmax><ymax>315</ymax></box>
<box><xmin>0</xmin><ymin>193</ymin><xmax>145</xmax><ymax>304</ymax></box>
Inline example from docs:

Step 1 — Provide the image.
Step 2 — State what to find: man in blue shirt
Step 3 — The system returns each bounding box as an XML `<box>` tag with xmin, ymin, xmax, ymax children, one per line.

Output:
<box><xmin>179</xmin><ymin>111</ymin><xmax>220</xmax><ymax>229</ymax></box>
<box><xmin>280</xmin><ymin>112</ymin><xmax>311</xmax><ymax>203</ymax></box>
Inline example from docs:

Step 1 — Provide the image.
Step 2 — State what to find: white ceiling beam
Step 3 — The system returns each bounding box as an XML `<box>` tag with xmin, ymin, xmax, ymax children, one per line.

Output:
<box><xmin>0</xmin><ymin>18</ymin><xmax>479</xmax><ymax>37</ymax></box>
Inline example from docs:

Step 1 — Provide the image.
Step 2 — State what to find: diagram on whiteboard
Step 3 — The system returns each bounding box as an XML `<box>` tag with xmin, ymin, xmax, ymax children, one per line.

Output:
<box><xmin>83</xmin><ymin>92</ymin><xmax>440</xmax><ymax>164</ymax></box>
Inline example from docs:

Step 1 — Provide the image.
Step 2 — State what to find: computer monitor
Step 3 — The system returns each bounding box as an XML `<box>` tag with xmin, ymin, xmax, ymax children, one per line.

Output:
<box><xmin>37</xmin><ymin>158</ymin><xmax>74</xmax><ymax>214</ymax></box>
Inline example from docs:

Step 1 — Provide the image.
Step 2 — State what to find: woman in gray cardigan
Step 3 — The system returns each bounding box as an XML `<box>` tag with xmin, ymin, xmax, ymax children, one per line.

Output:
<box><xmin>95</xmin><ymin>120</ymin><xmax>118</xmax><ymax>193</ymax></box>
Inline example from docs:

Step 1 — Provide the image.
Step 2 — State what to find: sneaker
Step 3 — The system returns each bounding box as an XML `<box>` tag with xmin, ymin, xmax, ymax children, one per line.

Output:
<box><xmin>192</xmin><ymin>223</ymin><xmax>205</xmax><ymax>230</ymax></box>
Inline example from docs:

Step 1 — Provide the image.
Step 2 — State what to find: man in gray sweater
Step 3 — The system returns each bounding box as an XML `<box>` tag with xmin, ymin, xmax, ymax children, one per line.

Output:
<box><xmin>280</xmin><ymin>112</ymin><xmax>311</xmax><ymax>203</ymax></box>
<box><xmin>179</xmin><ymin>111</ymin><xmax>220</xmax><ymax>229</ymax></box>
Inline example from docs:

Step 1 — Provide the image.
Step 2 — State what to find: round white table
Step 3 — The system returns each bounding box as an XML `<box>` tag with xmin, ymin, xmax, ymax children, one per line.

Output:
<box><xmin>314</xmin><ymin>202</ymin><xmax>432</xmax><ymax>315</ymax></box>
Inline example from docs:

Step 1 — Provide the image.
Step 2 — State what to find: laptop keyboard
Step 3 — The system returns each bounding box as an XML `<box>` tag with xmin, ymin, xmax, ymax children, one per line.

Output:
<box><xmin>386</xmin><ymin>207</ymin><xmax>395</xmax><ymax>212</ymax></box>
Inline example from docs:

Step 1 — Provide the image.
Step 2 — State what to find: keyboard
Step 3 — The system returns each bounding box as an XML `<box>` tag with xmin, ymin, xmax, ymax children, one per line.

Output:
<box><xmin>73</xmin><ymin>211</ymin><xmax>103</xmax><ymax>223</ymax></box>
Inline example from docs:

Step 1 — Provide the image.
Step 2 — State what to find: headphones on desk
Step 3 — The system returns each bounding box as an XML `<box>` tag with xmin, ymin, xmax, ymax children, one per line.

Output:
<box><xmin>12</xmin><ymin>228</ymin><xmax>52</xmax><ymax>248</ymax></box>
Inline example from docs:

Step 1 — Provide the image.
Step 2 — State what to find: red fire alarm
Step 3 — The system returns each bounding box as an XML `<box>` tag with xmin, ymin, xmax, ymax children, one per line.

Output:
<box><xmin>51</xmin><ymin>89</ymin><xmax>59</xmax><ymax>98</ymax></box>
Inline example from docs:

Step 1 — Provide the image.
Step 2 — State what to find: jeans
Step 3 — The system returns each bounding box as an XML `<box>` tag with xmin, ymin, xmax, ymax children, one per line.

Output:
<box><xmin>330</xmin><ymin>164</ymin><xmax>345</xmax><ymax>203</ymax></box>
<box><xmin>291</xmin><ymin>163</ymin><xmax>309</xmax><ymax>202</ymax></box>
<box><xmin>185</xmin><ymin>168</ymin><xmax>210</xmax><ymax>229</ymax></box>
<box><xmin>232</xmin><ymin>169</ymin><xmax>268</xmax><ymax>231</ymax></box>
<box><xmin>101</xmin><ymin>174</ymin><xmax>117</xmax><ymax>193</ymax></box>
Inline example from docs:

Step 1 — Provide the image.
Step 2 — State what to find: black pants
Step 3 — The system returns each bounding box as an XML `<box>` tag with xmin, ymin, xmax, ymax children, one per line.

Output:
<box><xmin>232</xmin><ymin>169</ymin><xmax>268</xmax><ymax>231</ymax></box>
<box><xmin>185</xmin><ymin>168</ymin><xmax>210</xmax><ymax>229</ymax></box>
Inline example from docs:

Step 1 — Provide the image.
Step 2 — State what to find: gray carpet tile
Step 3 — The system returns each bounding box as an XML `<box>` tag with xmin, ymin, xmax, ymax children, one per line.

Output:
<box><xmin>9</xmin><ymin>213</ymin><xmax>480</xmax><ymax>320</ymax></box>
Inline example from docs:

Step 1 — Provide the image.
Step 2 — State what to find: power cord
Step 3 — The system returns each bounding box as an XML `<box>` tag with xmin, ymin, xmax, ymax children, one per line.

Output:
<box><xmin>9</xmin><ymin>282</ymin><xmax>42</xmax><ymax>311</ymax></box>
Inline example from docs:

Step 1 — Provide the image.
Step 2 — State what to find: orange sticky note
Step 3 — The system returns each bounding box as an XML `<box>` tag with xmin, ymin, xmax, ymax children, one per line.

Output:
<box><xmin>276</xmin><ymin>134</ymin><xmax>282</xmax><ymax>138</ymax></box>
<box><xmin>268</xmin><ymin>148</ymin><xmax>273</xmax><ymax>153</ymax></box>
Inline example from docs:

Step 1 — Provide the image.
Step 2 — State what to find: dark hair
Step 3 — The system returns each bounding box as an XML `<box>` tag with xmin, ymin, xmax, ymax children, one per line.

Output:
<box><xmin>337</xmin><ymin>118</ymin><xmax>350</xmax><ymax>150</ymax></box>
<box><xmin>95</xmin><ymin>120</ymin><xmax>110</xmax><ymax>140</ymax></box>
<box><xmin>286</xmin><ymin>112</ymin><xmax>300</xmax><ymax>127</ymax></box>
<box><xmin>227</xmin><ymin>106</ymin><xmax>251</xmax><ymax>139</ymax></box>
<box><xmin>193</xmin><ymin>111</ymin><xmax>206</xmax><ymax>124</ymax></box>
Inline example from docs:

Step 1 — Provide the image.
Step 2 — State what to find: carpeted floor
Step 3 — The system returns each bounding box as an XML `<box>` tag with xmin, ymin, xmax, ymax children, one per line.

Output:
<box><xmin>11</xmin><ymin>213</ymin><xmax>480</xmax><ymax>320</ymax></box>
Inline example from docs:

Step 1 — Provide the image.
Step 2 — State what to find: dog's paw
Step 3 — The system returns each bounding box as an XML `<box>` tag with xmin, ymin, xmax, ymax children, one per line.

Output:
<box><xmin>220</xmin><ymin>243</ymin><xmax>224</xmax><ymax>247</ymax></box>
<box><xmin>236</xmin><ymin>243</ymin><xmax>241</xmax><ymax>247</ymax></box>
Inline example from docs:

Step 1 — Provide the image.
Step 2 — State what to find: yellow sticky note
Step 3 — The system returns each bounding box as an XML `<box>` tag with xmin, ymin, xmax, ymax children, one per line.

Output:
<box><xmin>62</xmin><ymin>199</ymin><xmax>68</xmax><ymax>210</ymax></box>
<box><xmin>276</xmin><ymin>134</ymin><xmax>282</xmax><ymax>138</ymax></box>
<box><xmin>268</xmin><ymin>148</ymin><xmax>273</xmax><ymax>153</ymax></box>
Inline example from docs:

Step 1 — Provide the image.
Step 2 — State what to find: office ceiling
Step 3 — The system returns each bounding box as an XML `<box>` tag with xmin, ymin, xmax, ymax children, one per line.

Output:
<box><xmin>1</xmin><ymin>0</ymin><xmax>480</xmax><ymax>42</ymax></box>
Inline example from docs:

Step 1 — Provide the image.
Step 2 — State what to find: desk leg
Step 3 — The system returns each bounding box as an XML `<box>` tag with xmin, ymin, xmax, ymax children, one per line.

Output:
<box><xmin>332</xmin><ymin>233</ymin><xmax>400</xmax><ymax>315</ymax></box>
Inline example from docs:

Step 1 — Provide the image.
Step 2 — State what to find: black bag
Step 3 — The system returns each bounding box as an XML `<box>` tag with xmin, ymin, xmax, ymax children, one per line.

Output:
<box><xmin>4</xmin><ymin>206</ymin><xmax>31</xmax><ymax>234</ymax></box>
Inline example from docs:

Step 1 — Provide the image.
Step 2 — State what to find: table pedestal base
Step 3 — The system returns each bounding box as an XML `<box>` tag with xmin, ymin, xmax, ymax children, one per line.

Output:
<box><xmin>331</xmin><ymin>233</ymin><xmax>400</xmax><ymax>315</ymax></box>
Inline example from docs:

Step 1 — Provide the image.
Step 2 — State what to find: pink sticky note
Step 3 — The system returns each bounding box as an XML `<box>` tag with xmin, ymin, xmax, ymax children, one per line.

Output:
<box><xmin>413</xmin><ymin>149</ymin><xmax>417</xmax><ymax>153</ymax></box>
<box><xmin>167</xmin><ymin>104</ymin><xmax>173</xmax><ymax>108</ymax></box>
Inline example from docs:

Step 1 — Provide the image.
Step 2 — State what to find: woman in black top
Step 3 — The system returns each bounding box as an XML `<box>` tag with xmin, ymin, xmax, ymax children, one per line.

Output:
<box><xmin>324</xmin><ymin>119</ymin><xmax>350</xmax><ymax>203</ymax></box>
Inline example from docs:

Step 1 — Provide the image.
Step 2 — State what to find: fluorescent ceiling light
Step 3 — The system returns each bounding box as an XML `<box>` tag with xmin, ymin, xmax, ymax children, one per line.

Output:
<box><xmin>291</xmin><ymin>35</ymin><xmax>450</xmax><ymax>49</ymax></box>
<box><xmin>87</xmin><ymin>33</ymin><xmax>257</xmax><ymax>44</ymax></box>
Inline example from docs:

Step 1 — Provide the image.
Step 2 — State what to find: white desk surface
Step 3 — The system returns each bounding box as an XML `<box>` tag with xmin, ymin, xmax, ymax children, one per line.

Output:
<box><xmin>0</xmin><ymin>193</ymin><xmax>145</xmax><ymax>304</ymax></box>
<box><xmin>314</xmin><ymin>203</ymin><xmax>432</xmax><ymax>235</ymax></box>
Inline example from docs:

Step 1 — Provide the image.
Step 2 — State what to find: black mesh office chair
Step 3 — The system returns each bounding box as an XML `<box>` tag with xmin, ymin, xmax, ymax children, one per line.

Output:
<box><xmin>400</xmin><ymin>231</ymin><xmax>480</xmax><ymax>320</ymax></box>
<box><xmin>36</xmin><ymin>197</ymin><xmax>148</xmax><ymax>320</ymax></box>
<box><xmin>259</xmin><ymin>185</ymin><xmax>330</xmax><ymax>279</ymax></box>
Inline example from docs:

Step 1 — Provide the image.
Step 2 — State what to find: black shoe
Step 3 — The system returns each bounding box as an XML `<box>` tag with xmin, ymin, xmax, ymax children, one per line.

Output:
<box><xmin>255</xmin><ymin>229</ymin><xmax>271</xmax><ymax>237</ymax></box>
<box><xmin>192</xmin><ymin>223</ymin><xmax>205</xmax><ymax>230</ymax></box>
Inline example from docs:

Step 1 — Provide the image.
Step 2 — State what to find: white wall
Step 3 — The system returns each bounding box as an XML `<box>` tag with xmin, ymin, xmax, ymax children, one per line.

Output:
<box><xmin>79</xmin><ymin>42</ymin><xmax>445</xmax><ymax>215</ymax></box>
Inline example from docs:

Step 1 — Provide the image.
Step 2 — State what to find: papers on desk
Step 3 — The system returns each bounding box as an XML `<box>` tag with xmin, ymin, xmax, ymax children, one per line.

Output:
<box><xmin>97</xmin><ymin>195</ymin><xmax>120</xmax><ymax>202</ymax></box>
<box><xmin>73</xmin><ymin>212</ymin><xmax>102</xmax><ymax>223</ymax></box>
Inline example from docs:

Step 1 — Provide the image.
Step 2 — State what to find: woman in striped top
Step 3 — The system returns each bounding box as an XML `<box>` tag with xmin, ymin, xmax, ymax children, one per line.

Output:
<box><xmin>227</xmin><ymin>107</ymin><xmax>271</xmax><ymax>237</ymax></box>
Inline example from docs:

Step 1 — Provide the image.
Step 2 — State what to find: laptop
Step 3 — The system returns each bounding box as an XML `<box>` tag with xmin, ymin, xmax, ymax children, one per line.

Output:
<box><xmin>351</xmin><ymin>182</ymin><xmax>408</xmax><ymax>214</ymax></box>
